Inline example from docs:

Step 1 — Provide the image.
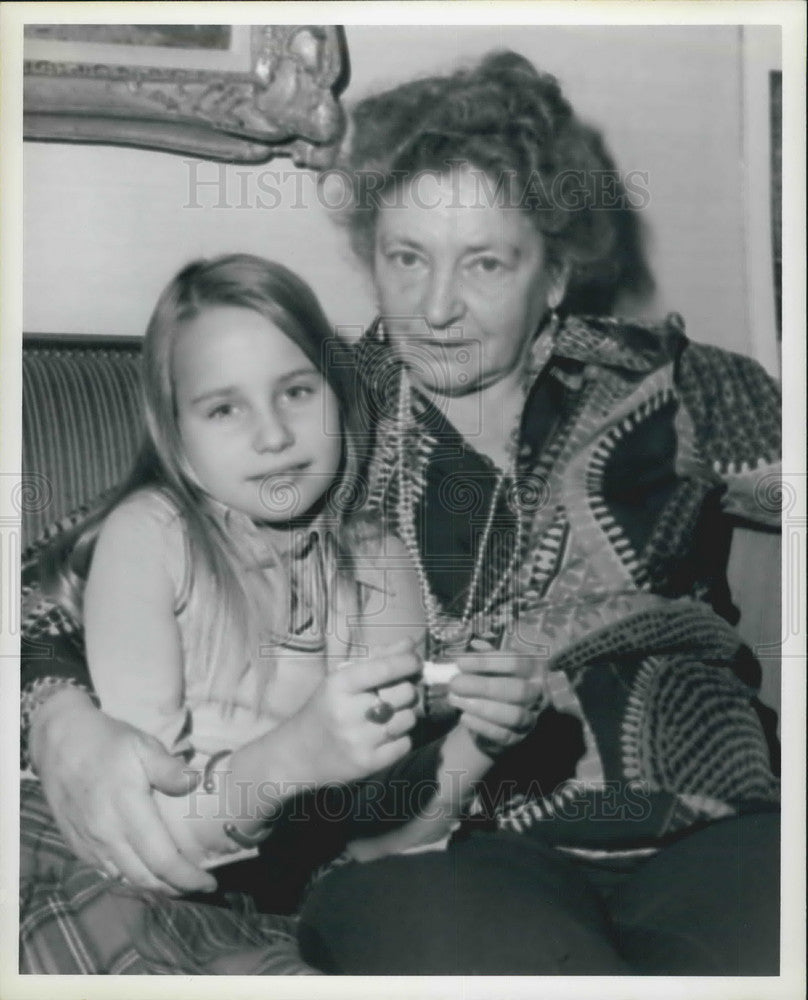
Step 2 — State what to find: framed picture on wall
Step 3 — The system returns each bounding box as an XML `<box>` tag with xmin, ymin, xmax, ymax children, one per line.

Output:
<box><xmin>23</xmin><ymin>24</ymin><xmax>347</xmax><ymax>166</ymax></box>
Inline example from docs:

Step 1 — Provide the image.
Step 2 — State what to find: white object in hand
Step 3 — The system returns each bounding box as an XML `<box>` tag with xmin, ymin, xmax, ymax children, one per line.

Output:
<box><xmin>422</xmin><ymin>661</ymin><xmax>460</xmax><ymax>686</ymax></box>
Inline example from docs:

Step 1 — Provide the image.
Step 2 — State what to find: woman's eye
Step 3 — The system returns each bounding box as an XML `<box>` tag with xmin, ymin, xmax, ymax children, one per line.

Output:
<box><xmin>390</xmin><ymin>250</ymin><xmax>423</xmax><ymax>269</ymax></box>
<box><xmin>471</xmin><ymin>256</ymin><xmax>505</xmax><ymax>275</ymax></box>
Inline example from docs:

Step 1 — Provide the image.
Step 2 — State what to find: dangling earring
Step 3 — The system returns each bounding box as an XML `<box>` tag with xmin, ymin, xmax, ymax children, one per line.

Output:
<box><xmin>526</xmin><ymin>311</ymin><xmax>559</xmax><ymax>388</ymax></box>
<box><xmin>542</xmin><ymin>298</ymin><xmax>561</xmax><ymax>337</ymax></box>
<box><xmin>547</xmin><ymin>261</ymin><xmax>570</xmax><ymax>321</ymax></box>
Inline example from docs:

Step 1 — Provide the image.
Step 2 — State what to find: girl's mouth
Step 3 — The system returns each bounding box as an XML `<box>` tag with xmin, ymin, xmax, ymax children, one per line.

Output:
<box><xmin>246</xmin><ymin>462</ymin><xmax>310</xmax><ymax>483</ymax></box>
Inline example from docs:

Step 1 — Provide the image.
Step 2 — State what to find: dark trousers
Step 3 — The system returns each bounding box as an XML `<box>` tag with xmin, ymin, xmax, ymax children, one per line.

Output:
<box><xmin>298</xmin><ymin>813</ymin><xmax>780</xmax><ymax>975</ymax></box>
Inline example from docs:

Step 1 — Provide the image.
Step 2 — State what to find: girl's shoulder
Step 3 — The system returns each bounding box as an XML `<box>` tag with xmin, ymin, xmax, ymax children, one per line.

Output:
<box><xmin>109</xmin><ymin>486</ymin><xmax>182</xmax><ymax>524</ymax></box>
<box><xmin>97</xmin><ymin>487</ymin><xmax>191</xmax><ymax>598</ymax></box>
<box><xmin>99</xmin><ymin>487</ymin><xmax>186</xmax><ymax>549</ymax></box>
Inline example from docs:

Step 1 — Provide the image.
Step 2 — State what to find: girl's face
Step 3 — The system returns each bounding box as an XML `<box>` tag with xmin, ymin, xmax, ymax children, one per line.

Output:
<box><xmin>373</xmin><ymin>165</ymin><xmax>565</xmax><ymax>396</ymax></box>
<box><xmin>172</xmin><ymin>305</ymin><xmax>342</xmax><ymax>523</ymax></box>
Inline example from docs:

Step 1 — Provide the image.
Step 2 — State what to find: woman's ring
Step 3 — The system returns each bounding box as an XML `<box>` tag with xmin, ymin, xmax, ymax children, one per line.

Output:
<box><xmin>366</xmin><ymin>693</ymin><xmax>395</xmax><ymax>725</ymax></box>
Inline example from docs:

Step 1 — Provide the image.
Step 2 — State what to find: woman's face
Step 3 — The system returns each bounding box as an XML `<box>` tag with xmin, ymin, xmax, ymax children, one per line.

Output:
<box><xmin>373</xmin><ymin>166</ymin><xmax>564</xmax><ymax>396</ymax></box>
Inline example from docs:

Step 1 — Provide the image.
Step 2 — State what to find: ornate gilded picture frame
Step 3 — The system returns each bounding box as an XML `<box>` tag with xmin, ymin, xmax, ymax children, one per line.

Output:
<box><xmin>23</xmin><ymin>24</ymin><xmax>347</xmax><ymax>166</ymax></box>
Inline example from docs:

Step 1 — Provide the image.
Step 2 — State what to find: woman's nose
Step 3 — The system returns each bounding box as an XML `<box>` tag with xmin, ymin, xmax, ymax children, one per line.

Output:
<box><xmin>252</xmin><ymin>406</ymin><xmax>293</xmax><ymax>453</ymax></box>
<box><xmin>423</xmin><ymin>266</ymin><xmax>464</xmax><ymax>329</ymax></box>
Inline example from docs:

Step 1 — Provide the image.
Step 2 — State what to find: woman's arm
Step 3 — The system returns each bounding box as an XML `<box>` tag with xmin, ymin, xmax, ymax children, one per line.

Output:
<box><xmin>29</xmin><ymin>684</ymin><xmax>217</xmax><ymax>893</ymax></box>
<box><xmin>677</xmin><ymin>337</ymin><xmax>781</xmax><ymax>526</ymax></box>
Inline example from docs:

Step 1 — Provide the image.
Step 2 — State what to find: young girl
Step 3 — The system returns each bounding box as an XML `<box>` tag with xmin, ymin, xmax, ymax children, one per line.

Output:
<box><xmin>24</xmin><ymin>254</ymin><xmax>495</xmax><ymax>975</ymax></box>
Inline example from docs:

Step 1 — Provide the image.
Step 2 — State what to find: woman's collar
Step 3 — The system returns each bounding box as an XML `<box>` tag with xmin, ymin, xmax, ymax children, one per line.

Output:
<box><xmin>551</xmin><ymin>315</ymin><xmax>664</xmax><ymax>373</ymax></box>
<box><xmin>365</xmin><ymin>313</ymin><xmax>662</xmax><ymax>376</ymax></box>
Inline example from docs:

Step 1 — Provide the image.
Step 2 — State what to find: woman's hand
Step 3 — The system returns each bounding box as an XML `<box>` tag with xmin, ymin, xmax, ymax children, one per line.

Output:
<box><xmin>447</xmin><ymin>637</ymin><xmax>547</xmax><ymax>754</ymax></box>
<box><xmin>30</xmin><ymin>687</ymin><xmax>217</xmax><ymax>895</ymax></box>
<box><xmin>289</xmin><ymin>638</ymin><xmax>420</xmax><ymax>786</ymax></box>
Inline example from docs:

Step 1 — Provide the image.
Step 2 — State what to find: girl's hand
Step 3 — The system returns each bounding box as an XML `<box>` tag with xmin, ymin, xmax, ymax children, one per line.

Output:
<box><xmin>447</xmin><ymin>637</ymin><xmax>547</xmax><ymax>754</ymax></box>
<box><xmin>31</xmin><ymin>687</ymin><xmax>217</xmax><ymax>895</ymax></box>
<box><xmin>289</xmin><ymin>637</ymin><xmax>420</xmax><ymax>786</ymax></box>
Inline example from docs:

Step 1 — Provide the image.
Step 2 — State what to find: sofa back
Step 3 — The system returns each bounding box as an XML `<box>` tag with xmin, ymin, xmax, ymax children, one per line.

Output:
<box><xmin>22</xmin><ymin>335</ymin><xmax>143</xmax><ymax>552</ymax></box>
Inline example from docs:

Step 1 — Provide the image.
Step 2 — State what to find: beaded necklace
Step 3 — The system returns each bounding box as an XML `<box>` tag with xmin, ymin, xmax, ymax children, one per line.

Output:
<box><xmin>394</xmin><ymin>367</ymin><xmax>524</xmax><ymax>652</ymax></box>
<box><xmin>383</xmin><ymin>315</ymin><xmax>559</xmax><ymax>653</ymax></box>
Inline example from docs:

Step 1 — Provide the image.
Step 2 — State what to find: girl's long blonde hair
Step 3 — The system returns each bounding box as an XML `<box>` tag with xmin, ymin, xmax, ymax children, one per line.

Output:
<box><xmin>41</xmin><ymin>254</ymin><xmax>366</xmax><ymax>696</ymax></box>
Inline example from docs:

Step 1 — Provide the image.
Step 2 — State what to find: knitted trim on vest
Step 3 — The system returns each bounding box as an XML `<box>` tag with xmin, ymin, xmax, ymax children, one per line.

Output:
<box><xmin>621</xmin><ymin>655</ymin><xmax>779</xmax><ymax>803</ymax></box>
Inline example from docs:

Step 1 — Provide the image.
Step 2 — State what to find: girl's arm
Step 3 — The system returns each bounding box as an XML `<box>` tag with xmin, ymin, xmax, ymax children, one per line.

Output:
<box><xmin>85</xmin><ymin>497</ymin><xmax>420</xmax><ymax>869</ymax></box>
<box><xmin>342</xmin><ymin>534</ymin><xmax>496</xmax><ymax>860</ymax></box>
<box><xmin>84</xmin><ymin>495</ymin><xmax>250</xmax><ymax>867</ymax></box>
<box><xmin>346</xmin><ymin>725</ymin><xmax>492</xmax><ymax>862</ymax></box>
<box><xmin>83</xmin><ymin>497</ymin><xmax>187</xmax><ymax>747</ymax></box>
<box><xmin>22</xmin><ymin>543</ymin><xmax>214</xmax><ymax>892</ymax></box>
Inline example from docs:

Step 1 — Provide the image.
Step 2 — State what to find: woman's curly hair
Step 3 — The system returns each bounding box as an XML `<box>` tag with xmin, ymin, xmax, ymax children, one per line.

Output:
<box><xmin>332</xmin><ymin>50</ymin><xmax>653</xmax><ymax>312</ymax></box>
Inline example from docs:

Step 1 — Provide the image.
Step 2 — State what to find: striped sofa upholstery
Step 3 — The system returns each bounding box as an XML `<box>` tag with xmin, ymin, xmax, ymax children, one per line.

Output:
<box><xmin>22</xmin><ymin>335</ymin><xmax>143</xmax><ymax>553</ymax></box>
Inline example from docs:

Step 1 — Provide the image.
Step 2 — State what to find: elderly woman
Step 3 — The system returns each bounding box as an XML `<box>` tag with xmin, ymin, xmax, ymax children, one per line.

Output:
<box><xmin>22</xmin><ymin>52</ymin><xmax>780</xmax><ymax>975</ymax></box>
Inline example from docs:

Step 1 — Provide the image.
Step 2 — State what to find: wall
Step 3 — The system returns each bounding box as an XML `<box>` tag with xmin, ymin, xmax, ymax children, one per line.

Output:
<box><xmin>23</xmin><ymin>24</ymin><xmax>780</xmax><ymax>369</ymax></box>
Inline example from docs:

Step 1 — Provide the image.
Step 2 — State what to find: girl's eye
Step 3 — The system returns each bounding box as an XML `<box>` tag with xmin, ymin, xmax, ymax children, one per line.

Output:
<box><xmin>208</xmin><ymin>402</ymin><xmax>238</xmax><ymax>420</ymax></box>
<box><xmin>279</xmin><ymin>383</ymin><xmax>317</xmax><ymax>405</ymax></box>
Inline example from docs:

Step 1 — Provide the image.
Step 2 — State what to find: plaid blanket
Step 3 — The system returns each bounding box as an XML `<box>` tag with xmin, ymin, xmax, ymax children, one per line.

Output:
<box><xmin>19</xmin><ymin>780</ymin><xmax>318</xmax><ymax>975</ymax></box>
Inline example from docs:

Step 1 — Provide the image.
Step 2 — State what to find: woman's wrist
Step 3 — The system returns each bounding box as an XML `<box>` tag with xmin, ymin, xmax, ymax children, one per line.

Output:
<box><xmin>28</xmin><ymin>683</ymin><xmax>99</xmax><ymax>776</ymax></box>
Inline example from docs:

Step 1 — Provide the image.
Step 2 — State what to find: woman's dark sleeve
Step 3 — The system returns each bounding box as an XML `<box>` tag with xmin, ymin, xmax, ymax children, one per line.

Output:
<box><xmin>675</xmin><ymin>328</ymin><xmax>781</xmax><ymax>527</ymax></box>
<box><xmin>20</xmin><ymin>578</ymin><xmax>96</xmax><ymax>772</ymax></box>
